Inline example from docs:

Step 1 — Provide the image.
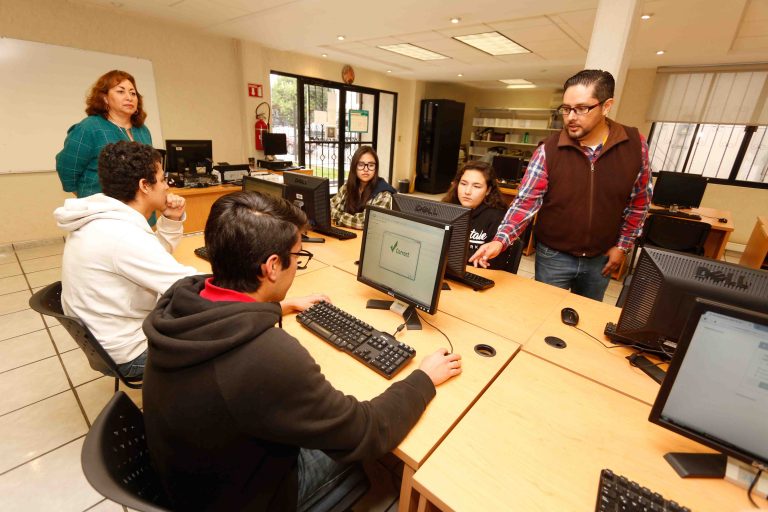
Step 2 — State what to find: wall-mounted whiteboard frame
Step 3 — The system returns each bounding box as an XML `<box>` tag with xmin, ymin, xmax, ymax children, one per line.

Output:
<box><xmin>0</xmin><ymin>37</ymin><xmax>163</xmax><ymax>173</ymax></box>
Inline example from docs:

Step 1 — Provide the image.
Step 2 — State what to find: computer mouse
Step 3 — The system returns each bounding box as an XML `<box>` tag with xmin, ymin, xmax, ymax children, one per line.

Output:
<box><xmin>561</xmin><ymin>307</ymin><xmax>579</xmax><ymax>326</ymax></box>
<box><xmin>718</xmin><ymin>217</ymin><xmax>728</xmax><ymax>223</ymax></box>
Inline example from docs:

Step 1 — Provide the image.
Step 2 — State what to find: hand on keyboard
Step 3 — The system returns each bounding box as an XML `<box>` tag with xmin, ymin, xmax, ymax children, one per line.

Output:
<box><xmin>419</xmin><ymin>350</ymin><xmax>462</xmax><ymax>386</ymax></box>
<box><xmin>281</xmin><ymin>294</ymin><xmax>332</xmax><ymax>314</ymax></box>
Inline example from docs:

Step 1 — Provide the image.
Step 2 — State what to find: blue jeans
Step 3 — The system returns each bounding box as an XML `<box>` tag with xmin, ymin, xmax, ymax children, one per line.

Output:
<box><xmin>116</xmin><ymin>348</ymin><xmax>147</xmax><ymax>379</ymax></box>
<box><xmin>535</xmin><ymin>242</ymin><xmax>611</xmax><ymax>301</ymax></box>
<box><xmin>297</xmin><ymin>449</ymin><xmax>366</xmax><ymax>512</ymax></box>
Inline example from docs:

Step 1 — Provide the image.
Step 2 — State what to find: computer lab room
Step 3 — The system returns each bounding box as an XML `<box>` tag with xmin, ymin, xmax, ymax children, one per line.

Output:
<box><xmin>1</xmin><ymin>0</ymin><xmax>767</xmax><ymax>510</ymax></box>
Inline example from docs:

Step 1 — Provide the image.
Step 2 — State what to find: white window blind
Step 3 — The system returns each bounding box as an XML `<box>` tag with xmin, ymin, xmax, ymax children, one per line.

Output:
<box><xmin>647</xmin><ymin>65</ymin><xmax>768</xmax><ymax>125</ymax></box>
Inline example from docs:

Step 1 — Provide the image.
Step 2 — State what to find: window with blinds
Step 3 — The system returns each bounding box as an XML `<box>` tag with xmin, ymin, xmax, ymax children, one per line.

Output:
<box><xmin>646</xmin><ymin>66</ymin><xmax>768</xmax><ymax>186</ymax></box>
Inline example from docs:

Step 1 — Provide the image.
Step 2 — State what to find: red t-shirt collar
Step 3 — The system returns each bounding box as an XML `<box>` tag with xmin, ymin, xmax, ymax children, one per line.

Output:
<box><xmin>199</xmin><ymin>277</ymin><xmax>255</xmax><ymax>303</ymax></box>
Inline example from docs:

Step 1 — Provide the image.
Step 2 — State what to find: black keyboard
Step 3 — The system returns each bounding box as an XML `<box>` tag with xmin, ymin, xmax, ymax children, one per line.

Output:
<box><xmin>648</xmin><ymin>208</ymin><xmax>702</xmax><ymax>221</ymax></box>
<box><xmin>194</xmin><ymin>246</ymin><xmax>209</xmax><ymax>261</ymax></box>
<box><xmin>596</xmin><ymin>469</ymin><xmax>690</xmax><ymax>512</ymax></box>
<box><xmin>297</xmin><ymin>301</ymin><xmax>415</xmax><ymax>379</ymax></box>
<box><xmin>314</xmin><ymin>225</ymin><xmax>358</xmax><ymax>240</ymax></box>
<box><xmin>446</xmin><ymin>271</ymin><xmax>495</xmax><ymax>291</ymax></box>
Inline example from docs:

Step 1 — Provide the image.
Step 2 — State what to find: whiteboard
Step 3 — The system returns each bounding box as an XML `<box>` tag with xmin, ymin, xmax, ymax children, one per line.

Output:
<box><xmin>0</xmin><ymin>37</ymin><xmax>163</xmax><ymax>173</ymax></box>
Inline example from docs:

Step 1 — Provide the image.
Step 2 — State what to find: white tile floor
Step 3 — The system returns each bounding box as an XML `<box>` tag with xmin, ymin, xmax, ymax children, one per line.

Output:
<box><xmin>0</xmin><ymin>237</ymin><xmax>744</xmax><ymax>511</ymax></box>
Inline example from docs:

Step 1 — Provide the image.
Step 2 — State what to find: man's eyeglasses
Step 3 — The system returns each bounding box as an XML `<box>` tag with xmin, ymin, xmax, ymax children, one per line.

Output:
<box><xmin>356</xmin><ymin>162</ymin><xmax>377</xmax><ymax>171</ymax></box>
<box><xmin>290</xmin><ymin>249</ymin><xmax>313</xmax><ymax>270</ymax></box>
<box><xmin>557</xmin><ymin>102</ymin><xmax>604</xmax><ymax>116</ymax></box>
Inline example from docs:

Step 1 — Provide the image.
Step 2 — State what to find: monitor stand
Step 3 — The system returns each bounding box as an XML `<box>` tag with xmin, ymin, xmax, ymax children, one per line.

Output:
<box><xmin>366</xmin><ymin>299</ymin><xmax>422</xmax><ymax>330</ymax></box>
<box><xmin>663</xmin><ymin>452</ymin><xmax>727</xmax><ymax>478</ymax></box>
<box><xmin>302</xmin><ymin>233</ymin><xmax>325</xmax><ymax>244</ymax></box>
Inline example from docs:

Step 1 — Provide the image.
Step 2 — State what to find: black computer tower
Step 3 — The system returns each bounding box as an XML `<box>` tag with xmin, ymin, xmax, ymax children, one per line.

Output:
<box><xmin>415</xmin><ymin>99</ymin><xmax>465</xmax><ymax>194</ymax></box>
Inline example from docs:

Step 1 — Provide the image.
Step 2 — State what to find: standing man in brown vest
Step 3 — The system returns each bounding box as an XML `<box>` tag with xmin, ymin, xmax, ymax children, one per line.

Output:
<box><xmin>470</xmin><ymin>70</ymin><xmax>652</xmax><ymax>301</ymax></box>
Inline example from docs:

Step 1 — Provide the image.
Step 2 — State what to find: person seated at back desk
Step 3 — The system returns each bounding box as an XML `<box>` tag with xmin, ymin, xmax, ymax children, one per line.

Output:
<box><xmin>54</xmin><ymin>141</ymin><xmax>198</xmax><ymax>379</ymax></box>
<box><xmin>331</xmin><ymin>146</ymin><xmax>397</xmax><ymax>229</ymax></box>
<box><xmin>142</xmin><ymin>191</ymin><xmax>462</xmax><ymax>511</ymax></box>
<box><xmin>442</xmin><ymin>161</ymin><xmax>521</xmax><ymax>271</ymax></box>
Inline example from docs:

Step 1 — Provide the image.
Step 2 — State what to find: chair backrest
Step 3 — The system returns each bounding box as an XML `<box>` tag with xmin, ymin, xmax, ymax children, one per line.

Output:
<box><xmin>642</xmin><ymin>215</ymin><xmax>712</xmax><ymax>255</ymax></box>
<box><xmin>28</xmin><ymin>281</ymin><xmax>141</xmax><ymax>387</ymax></box>
<box><xmin>498</xmin><ymin>239</ymin><xmax>524</xmax><ymax>274</ymax></box>
<box><xmin>82</xmin><ymin>391</ymin><xmax>171</xmax><ymax>512</ymax></box>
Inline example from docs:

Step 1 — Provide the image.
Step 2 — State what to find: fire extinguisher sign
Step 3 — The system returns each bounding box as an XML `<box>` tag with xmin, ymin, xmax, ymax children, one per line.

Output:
<box><xmin>248</xmin><ymin>83</ymin><xmax>263</xmax><ymax>98</ymax></box>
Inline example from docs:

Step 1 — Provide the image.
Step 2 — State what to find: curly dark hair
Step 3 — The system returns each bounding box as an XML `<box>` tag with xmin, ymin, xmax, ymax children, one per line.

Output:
<box><xmin>85</xmin><ymin>70</ymin><xmax>147</xmax><ymax>127</ymax></box>
<box><xmin>205</xmin><ymin>191</ymin><xmax>308</xmax><ymax>293</ymax></box>
<box><xmin>344</xmin><ymin>146</ymin><xmax>380</xmax><ymax>214</ymax></box>
<box><xmin>441</xmin><ymin>161</ymin><xmax>507</xmax><ymax>210</ymax></box>
<box><xmin>563</xmin><ymin>69</ymin><xmax>615</xmax><ymax>102</ymax></box>
<box><xmin>98</xmin><ymin>141</ymin><xmax>161</xmax><ymax>202</ymax></box>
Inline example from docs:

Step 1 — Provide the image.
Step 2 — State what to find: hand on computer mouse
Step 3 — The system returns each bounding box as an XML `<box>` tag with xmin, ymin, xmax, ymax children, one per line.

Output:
<box><xmin>419</xmin><ymin>349</ymin><xmax>462</xmax><ymax>386</ymax></box>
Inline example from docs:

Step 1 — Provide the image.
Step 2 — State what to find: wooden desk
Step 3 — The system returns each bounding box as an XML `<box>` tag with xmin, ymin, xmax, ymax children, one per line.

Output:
<box><xmin>412</xmin><ymin>352</ymin><xmax>752</xmax><ymax>511</ymax></box>
<box><xmin>740</xmin><ymin>215</ymin><xmax>768</xmax><ymax>270</ymax></box>
<box><xmin>174</xmin><ymin>239</ymin><xmax>521</xmax><ymax>511</ymax></box>
<box><xmin>173</xmin><ymin>184</ymin><xmax>241</xmax><ymax>232</ymax></box>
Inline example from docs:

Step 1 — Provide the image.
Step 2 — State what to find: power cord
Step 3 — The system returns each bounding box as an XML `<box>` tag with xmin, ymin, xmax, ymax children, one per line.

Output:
<box><xmin>747</xmin><ymin>469</ymin><xmax>764</xmax><ymax>508</ymax></box>
<box><xmin>573</xmin><ymin>325</ymin><xmax>674</xmax><ymax>359</ymax></box>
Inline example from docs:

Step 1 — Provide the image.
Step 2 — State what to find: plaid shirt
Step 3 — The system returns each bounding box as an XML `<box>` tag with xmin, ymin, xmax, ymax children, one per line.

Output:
<box><xmin>330</xmin><ymin>183</ymin><xmax>393</xmax><ymax>230</ymax></box>
<box><xmin>56</xmin><ymin>115</ymin><xmax>153</xmax><ymax>198</ymax></box>
<box><xmin>494</xmin><ymin>133</ymin><xmax>652</xmax><ymax>252</ymax></box>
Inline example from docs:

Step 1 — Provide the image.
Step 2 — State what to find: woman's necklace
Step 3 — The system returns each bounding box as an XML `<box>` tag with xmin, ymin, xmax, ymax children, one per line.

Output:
<box><xmin>108</xmin><ymin>114</ymin><xmax>134</xmax><ymax>141</ymax></box>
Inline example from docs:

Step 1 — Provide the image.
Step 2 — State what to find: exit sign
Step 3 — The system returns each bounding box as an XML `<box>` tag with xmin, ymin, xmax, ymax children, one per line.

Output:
<box><xmin>248</xmin><ymin>83</ymin><xmax>263</xmax><ymax>97</ymax></box>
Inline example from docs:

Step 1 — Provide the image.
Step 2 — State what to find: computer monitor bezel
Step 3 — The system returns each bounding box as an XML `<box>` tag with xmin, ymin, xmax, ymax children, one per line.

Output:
<box><xmin>164</xmin><ymin>140</ymin><xmax>213</xmax><ymax>174</ymax></box>
<box><xmin>652</xmin><ymin>171</ymin><xmax>708</xmax><ymax>209</ymax></box>
<box><xmin>263</xmin><ymin>132</ymin><xmax>288</xmax><ymax>158</ymax></box>
<box><xmin>357</xmin><ymin>205</ymin><xmax>452</xmax><ymax>316</ymax></box>
<box><xmin>612</xmin><ymin>247</ymin><xmax>768</xmax><ymax>358</ymax></box>
<box><xmin>282</xmin><ymin>171</ymin><xmax>333</xmax><ymax>231</ymax></box>
<box><xmin>649</xmin><ymin>298</ymin><xmax>768</xmax><ymax>468</ymax></box>
<box><xmin>242</xmin><ymin>175</ymin><xmax>286</xmax><ymax>200</ymax></box>
<box><xmin>391</xmin><ymin>195</ymin><xmax>471</xmax><ymax>279</ymax></box>
<box><xmin>493</xmin><ymin>155</ymin><xmax>524</xmax><ymax>183</ymax></box>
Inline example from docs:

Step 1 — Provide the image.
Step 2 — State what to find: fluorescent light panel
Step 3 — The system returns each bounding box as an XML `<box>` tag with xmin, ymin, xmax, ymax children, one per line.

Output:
<box><xmin>378</xmin><ymin>43</ymin><xmax>448</xmax><ymax>61</ymax></box>
<box><xmin>453</xmin><ymin>31</ymin><xmax>529</xmax><ymax>56</ymax></box>
<box><xmin>499</xmin><ymin>79</ymin><xmax>534</xmax><ymax>85</ymax></box>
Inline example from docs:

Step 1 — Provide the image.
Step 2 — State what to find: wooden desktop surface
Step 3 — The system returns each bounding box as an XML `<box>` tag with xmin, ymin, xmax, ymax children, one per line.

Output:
<box><xmin>412</xmin><ymin>352</ymin><xmax>753</xmax><ymax>512</ymax></box>
<box><xmin>739</xmin><ymin>215</ymin><xmax>768</xmax><ymax>269</ymax></box>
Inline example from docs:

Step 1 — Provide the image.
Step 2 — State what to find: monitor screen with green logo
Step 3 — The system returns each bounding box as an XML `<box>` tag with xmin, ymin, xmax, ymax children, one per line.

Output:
<box><xmin>358</xmin><ymin>206</ymin><xmax>451</xmax><ymax>316</ymax></box>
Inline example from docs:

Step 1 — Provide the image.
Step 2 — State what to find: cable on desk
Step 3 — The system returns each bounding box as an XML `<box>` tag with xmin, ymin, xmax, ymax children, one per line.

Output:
<box><xmin>747</xmin><ymin>469</ymin><xmax>764</xmax><ymax>508</ymax></box>
<box><xmin>573</xmin><ymin>325</ymin><xmax>674</xmax><ymax>359</ymax></box>
<box><xmin>416</xmin><ymin>311</ymin><xmax>455</xmax><ymax>354</ymax></box>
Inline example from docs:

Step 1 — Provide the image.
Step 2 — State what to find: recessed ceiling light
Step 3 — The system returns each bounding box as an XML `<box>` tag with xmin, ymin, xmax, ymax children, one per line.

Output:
<box><xmin>387</xmin><ymin>70</ymin><xmax>392</xmax><ymax>73</ymax></box>
<box><xmin>337</xmin><ymin>35</ymin><xmax>345</xmax><ymax>41</ymax></box>
<box><xmin>453</xmin><ymin>31</ymin><xmax>529</xmax><ymax>56</ymax></box>
<box><xmin>450</xmin><ymin>17</ymin><xmax>461</xmax><ymax>24</ymax></box>
<box><xmin>378</xmin><ymin>43</ymin><xmax>449</xmax><ymax>61</ymax></box>
<box><xmin>506</xmin><ymin>84</ymin><xmax>536</xmax><ymax>89</ymax></box>
<box><xmin>641</xmin><ymin>13</ymin><xmax>652</xmax><ymax>20</ymax></box>
<box><xmin>321</xmin><ymin>53</ymin><xmax>327</xmax><ymax>58</ymax></box>
<box><xmin>499</xmin><ymin>78</ymin><xmax>534</xmax><ymax>85</ymax></box>
<box><xmin>656</xmin><ymin>50</ymin><xmax>665</xmax><ymax>55</ymax></box>
<box><xmin>457</xmin><ymin>73</ymin><xmax>463</xmax><ymax>77</ymax></box>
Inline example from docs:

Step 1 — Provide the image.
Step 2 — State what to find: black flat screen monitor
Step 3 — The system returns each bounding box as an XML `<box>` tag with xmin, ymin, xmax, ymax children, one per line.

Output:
<box><xmin>358</xmin><ymin>206</ymin><xmax>451</xmax><ymax>326</ymax></box>
<box><xmin>493</xmin><ymin>155</ymin><xmax>524</xmax><ymax>183</ymax></box>
<box><xmin>263</xmin><ymin>133</ymin><xmax>288</xmax><ymax>158</ymax></box>
<box><xmin>653</xmin><ymin>171</ymin><xmax>708</xmax><ymax>209</ymax></box>
<box><xmin>165</xmin><ymin>140</ymin><xmax>213</xmax><ymax>174</ymax></box>
<box><xmin>392</xmin><ymin>195</ymin><xmax>470</xmax><ymax>279</ymax></box>
<box><xmin>649</xmin><ymin>298</ymin><xmax>768</xmax><ymax>477</ymax></box>
<box><xmin>242</xmin><ymin>176</ymin><xmax>285</xmax><ymax>200</ymax></box>
<box><xmin>282</xmin><ymin>171</ymin><xmax>333</xmax><ymax>230</ymax></box>
<box><xmin>610</xmin><ymin>247</ymin><xmax>768</xmax><ymax>358</ymax></box>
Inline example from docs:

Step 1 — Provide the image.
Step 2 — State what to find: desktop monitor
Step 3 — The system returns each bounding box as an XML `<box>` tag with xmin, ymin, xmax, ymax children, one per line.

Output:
<box><xmin>165</xmin><ymin>140</ymin><xmax>213</xmax><ymax>174</ymax></box>
<box><xmin>282</xmin><ymin>171</ymin><xmax>333</xmax><ymax>230</ymax></box>
<box><xmin>649</xmin><ymin>298</ymin><xmax>768</xmax><ymax>478</ymax></box>
<box><xmin>242</xmin><ymin>175</ymin><xmax>285</xmax><ymax>200</ymax></box>
<box><xmin>652</xmin><ymin>171</ymin><xmax>708</xmax><ymax>209</ymax></box>
<box><xmin>493</xmin><ymin>155</ymin><xmax>524</xmax><ymax>183</ymax></box>
<box><xmin>607</xmin><ymin>247</ymin><xmax>768</xmax><ymax>358</ymax></box>
<box><xmin>263</xmin><ymin>132</ymin><xmax>288</xmax><ymax>159</ymax></box>
<box><xmin>358</xmin><ymin>206</ymin><xmax>451</xmax><ymax>329</ymax></box>
<box><xmin>392</xmin><ymin>195</ymin><xmax>470</xmax><ymax>279</ymax></box>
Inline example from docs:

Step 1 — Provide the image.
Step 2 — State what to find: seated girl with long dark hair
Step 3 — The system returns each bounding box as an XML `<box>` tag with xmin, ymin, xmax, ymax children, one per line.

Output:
<box><xmin>442</xmin><ymin>161</ymin><xmax>520</xmax><ymax>271</ymax></box>
<box><xmin>331</xmin><ymin>146</ymin><xmax>397</xmax><ymax>229</ymax></box>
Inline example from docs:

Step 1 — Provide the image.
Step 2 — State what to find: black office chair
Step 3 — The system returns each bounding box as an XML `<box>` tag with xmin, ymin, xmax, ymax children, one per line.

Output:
<box><xmin>627</xmin><ymin>215</ymin><xmax>711</xmax><ymax>274</ymax></box>
<box><xmin>497</xmin><ymin>239</ymin><xmax>524</xmax><ymax>274</ymax></box>
<box><xmin>81</xmin><ymin>391</ymin><xmax>170</xmax><ymax>512</ymax></box>
<box><xmin>28</xmin><ymin>281</ymin><xmax>142</xmax><ymax>391</ymax></box>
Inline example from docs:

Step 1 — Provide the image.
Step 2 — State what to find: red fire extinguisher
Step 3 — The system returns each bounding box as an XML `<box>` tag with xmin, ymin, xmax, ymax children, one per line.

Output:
<box><xmin>255</xmin><ymin>102</ymin><xmax>271</xmax><ymax>151</ymax></box>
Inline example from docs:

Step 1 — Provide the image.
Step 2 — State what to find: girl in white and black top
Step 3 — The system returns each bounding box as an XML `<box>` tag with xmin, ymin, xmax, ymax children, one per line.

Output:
<box><xmin>442</xmin><ymin>161</ymin><xmax>518</xmax><ymax>271</ymax></box>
